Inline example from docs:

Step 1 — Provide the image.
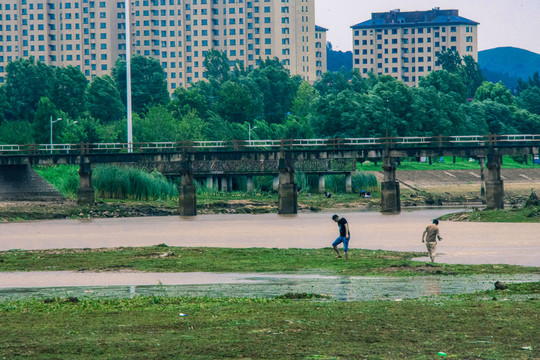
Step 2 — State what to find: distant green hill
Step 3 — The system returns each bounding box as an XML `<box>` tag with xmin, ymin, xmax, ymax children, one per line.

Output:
<box><xmin>326</xmin><ymin>44</ymin><xmax>353</xmax><ymax>72</ymax></box>
<box><xmin>478</xmin><ymin>47</ymin><xmax>540</xmax><ymax>89</ymax></box>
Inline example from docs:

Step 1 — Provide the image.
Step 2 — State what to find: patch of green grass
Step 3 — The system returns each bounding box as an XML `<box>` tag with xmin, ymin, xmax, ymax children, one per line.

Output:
<box><xmin>0</xmin><ymin>246</ymin><xmax>538</xmax><ymax>276</ymax></box>
<box><xmin>441</xmin><ymin>208</ymin><xmax>540</xmax><ymax>223</ymax></box>
<box><xmin>358</xmin><ymin>155</ymin><xmax>538</xmax><ymax>171</ymax></box>
<box><xmin>0</xmin><ymin>292</ymin><xmax>538</xmax><ymax>359</ymax></box>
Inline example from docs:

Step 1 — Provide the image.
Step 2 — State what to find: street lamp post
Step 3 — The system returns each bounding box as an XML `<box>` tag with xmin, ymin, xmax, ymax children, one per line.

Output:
<box><xmin>248</xmin><ymin>124</ymin><xmax>258</xmax><ymax>143</ymax></box>
<box><xmin>50</xmin><ymin>117</ymin><xmax>78</xmax><ymax>154</ymax></box>
<box><xmin>50</xmin><ymin>116</ymin><xmax>63</xmax><ymax>154</ymax></box>
<box><xmin>125</xmin><ymin>0</ymin><xmax>133</xmax><ymax>153</ymax></box>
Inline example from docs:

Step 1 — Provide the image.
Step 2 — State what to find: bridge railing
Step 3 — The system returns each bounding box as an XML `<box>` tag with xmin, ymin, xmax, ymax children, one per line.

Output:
<box><xmin>1</xmin><ymin>134</ymin><xmax>539</xmax><ymax>155</ymax></box>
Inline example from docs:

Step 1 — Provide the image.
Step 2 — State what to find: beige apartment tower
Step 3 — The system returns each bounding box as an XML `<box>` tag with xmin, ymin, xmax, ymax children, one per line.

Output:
<box><xmin>351</xmin><ymin>8</ymin><xmax>478</xmax><ymax>86</ymax></box>
<box><xmin>0</xmin><ymin>0</ymin><xmax>326</xmax><ymax>90</ymax></box>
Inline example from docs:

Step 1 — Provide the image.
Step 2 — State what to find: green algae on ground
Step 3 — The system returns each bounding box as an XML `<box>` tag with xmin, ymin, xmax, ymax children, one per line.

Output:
<box><xmin>0</xmin><ymin>287</ymin><xmax>539</xmax><ymax>359</ymax></box>
<box><xmin>1</xmin><ymin>246</ymin><xmax>538</xmax><ymax>276</ymax></box>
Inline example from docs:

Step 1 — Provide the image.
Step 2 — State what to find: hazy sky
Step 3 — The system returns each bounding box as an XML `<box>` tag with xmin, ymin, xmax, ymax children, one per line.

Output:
<box><xmin>315</xmin><ymin>0</ymin><xmax>540</xmax><ymax>54</ymax></box>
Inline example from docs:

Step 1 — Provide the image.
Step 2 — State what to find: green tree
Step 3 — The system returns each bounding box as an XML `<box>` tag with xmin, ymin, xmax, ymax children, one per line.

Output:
<box><xmin>370</xmin><ymin>76</ymin><xmax>415</xmax><ymax>136</ymax></box>
<box><xmin>461</xmin><ymin>102</ymin><xmax>489</xmax><ymax>135</ymax></box>
<box><xmin>113</xmin><ymin>55</ymin><xmax>170</xmax><ymax>114</ymax></box>
<box><xmin>249</xmin><ymin>58</ymin><xmax>301</xmax><ymax>123</ymax></box>
<box><xmin>169</xmin><ymin>87</ymin><xmax>209</xmax><ymax>119</ymax></box>
<box><xmin>4</xmin><ymin>57</ymin><xmax>56</xmax><ymax>121</ymax></box>
<box><xmin>138</xmin><ymin>105</ymin><xmax>178</xmax><ymax>142</ymax></box>
<box><xmin>53</xmin><ymin>66</ymin><xmax>88</xmax><ymax>118</ymax></box>
<box><xmin>481</xmin><ymin>100</ymin><xmax>517</xmax><ymax>134</ymax></box>
<box><xmin>419</xmin><ymin>70</ymin><xmax>468</xmax><ymax>103</ymax></box>
<box><xmin>215</xmin><ymin>79</ymin><xmax>263</xmax><ymax>124</ymax></box>
<box><xmin>177</xmin><ymin>110</ymin><xmax>207</xmax><ymax>141</ymax></box>
<box><xmin>203</xmin><ymin>49</ymin><xmax>231</xmax><ymax>82</ymax></box>
<box><xmin>437</xmin><ymin>49</ymin><xmax>462</xmax><ymax>73</ymax></box>
<box><xmin>86</xmin><ymin>75</ymin><xmax>125</xmax><ymax>124</ymax></box>
<box><xmin>291</xmin><ymin>81</ymin><xmax>318</xmax><ymax>118</ymax></box>
<box><xmin>459</xmin><ymin>55</ymin><xmax>485</xmax><ymax>97</ymax></box>
<box><xmin>33</xmin><ymin>97</ymin><xmax>61</xmax><ymax>144</ymax></box>
<box><xmin>516</xmin><ymin>72</ymin><xmax>540</xmax><ymax>94</ymax></box>
<box><xmin>0</xmin><ymin>86</ymin><xmax>7</xmax><ymax>122</ymax></box>
<box><xmin>411</xmin><ymin>87</ymin><xmax>466</xmax><ymax>136</ymax></box>
<box><xmin>0</xmin><ymin>120</ymin><xmax>34</xmax><ymax>144</ymax></box>
<box><xmin>474</xmin><ymin>81</ymin><xmax>515</xmax><ymax>105</ymax></box>
<box><xmin>313</xmin><ymin>68</ymin><xmax>350</xmax><ymax>96</ymax></box>
<box><xmin>58</xmin><ymin>116</ymin><xmax>101</xmax><ymax>144</ymax></box>
<box><xmin>518</xmin><ymin>86</ymin><xmax>540</xmax><ymax>115</ymax></box>
<box><xmin>512</xmin><ymin>108</ymin><xmax>540</xmax><ymax>134</ymax></box>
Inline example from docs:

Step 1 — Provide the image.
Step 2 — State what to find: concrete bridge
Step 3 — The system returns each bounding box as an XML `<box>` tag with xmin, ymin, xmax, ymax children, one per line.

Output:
<box><xmin>1</xmin><ymin>135</ymin><xmax>539</xmax><ymax>215</ymax></box>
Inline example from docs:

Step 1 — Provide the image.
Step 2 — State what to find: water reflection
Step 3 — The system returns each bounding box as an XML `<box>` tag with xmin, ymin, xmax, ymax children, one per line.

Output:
<box><xmin>1</xmin><ymin>273</ymin><xmax>538</xmax><ymax>302</ymax></box>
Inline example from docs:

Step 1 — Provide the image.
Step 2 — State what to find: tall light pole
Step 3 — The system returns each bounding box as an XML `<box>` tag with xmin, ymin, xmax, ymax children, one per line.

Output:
<box><xmin>125</xmin><ymin>0</ymin><xmax>133</xmax><ymax>153</ymax></box>
<box><xmin>50</xmin><ymin>116</ymin><xmax>62</xmax><ymax>154</ymax></box>
<box><xmin>50</xmin><ymin>117</ymin><xmax>78</xmax><ymax>154</ymax></box>
<box><xmin>248</xmin><ymin>124</ymin><xmax>258</xmax><ymax>143</ymax></box>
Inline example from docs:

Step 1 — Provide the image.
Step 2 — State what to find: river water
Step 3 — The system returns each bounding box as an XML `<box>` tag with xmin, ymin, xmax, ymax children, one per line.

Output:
<box><xmin>2</xmin><ymin>272</ymin><xmax>539</xmax><ymax>301</ymax></box>
<box><xmin>1</xmin><ymin>208</ymin><xmax>539</xmax><ymax>266</ymax></box>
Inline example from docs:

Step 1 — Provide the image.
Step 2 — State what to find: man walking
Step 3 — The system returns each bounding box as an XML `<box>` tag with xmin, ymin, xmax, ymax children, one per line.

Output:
<box><xmin>332</xmin><ymin>214</ymin><xmax>350</xmax><ymax>260</ymax></box>
<box><xmin>422</xmin><ymin>219</ymin><xmax>443</xmax><ymax>262</ymax></box>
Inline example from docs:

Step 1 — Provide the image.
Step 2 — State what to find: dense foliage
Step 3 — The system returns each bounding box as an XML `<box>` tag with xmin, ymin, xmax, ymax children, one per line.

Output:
<box><xmin>1</xmin><ymin>51</ymin><xmax>539</xmax><ymax>145</ymax></box>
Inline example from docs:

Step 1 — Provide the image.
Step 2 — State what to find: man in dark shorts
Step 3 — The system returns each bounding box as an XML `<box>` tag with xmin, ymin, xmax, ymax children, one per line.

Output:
<box><xmin>331</xmin><ymin>214</ymin><xmax>350</xmax><ymax>260</ymax></box>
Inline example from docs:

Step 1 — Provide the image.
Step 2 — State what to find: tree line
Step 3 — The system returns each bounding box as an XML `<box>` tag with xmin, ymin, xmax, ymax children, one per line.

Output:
<box><xmin>0</xmin><ymin>49</ymin><xmax>539</xmax><ymax>145</ymax></box>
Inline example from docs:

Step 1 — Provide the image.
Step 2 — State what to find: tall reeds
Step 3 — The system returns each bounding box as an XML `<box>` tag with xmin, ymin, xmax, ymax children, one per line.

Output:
<box><xmin>93</xmin><ymin>165</ymin><xmax>177</xmax><ymax>200</ymax></box>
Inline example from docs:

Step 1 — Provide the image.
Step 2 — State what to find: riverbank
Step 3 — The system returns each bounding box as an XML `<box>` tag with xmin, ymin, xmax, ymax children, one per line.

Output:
<box><xmin>1</xmin><ymin>282</ymin><xmax>538</xmax><ymax>359</ymax></box>
<box><xmin>2</xmin><ymin>246</ymin><xmax>538</xmax><ymax>276</ymax></box>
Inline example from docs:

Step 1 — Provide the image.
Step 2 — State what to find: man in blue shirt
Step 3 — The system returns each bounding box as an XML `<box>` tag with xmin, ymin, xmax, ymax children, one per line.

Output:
<box><xmin>331</xmin><ymin>214</ymin><xmax>350</xmax><ymax>260</ymax></box>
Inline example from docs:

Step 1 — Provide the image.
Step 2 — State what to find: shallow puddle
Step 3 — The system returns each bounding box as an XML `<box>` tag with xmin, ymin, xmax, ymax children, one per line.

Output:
<box><xmin>1</xmin><ymin>273</ymin><xmax>539</xmax><ymax>301</ymax></box>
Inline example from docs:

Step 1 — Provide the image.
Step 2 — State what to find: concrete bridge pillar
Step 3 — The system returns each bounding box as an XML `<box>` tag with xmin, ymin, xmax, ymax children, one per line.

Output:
<box><xmin>179</xmin><ymin>167</ymin><xmax>197</xmax><ymax>216</ymax></box>
<box><xmin>278</xmin><ymin>161</ymin><xmax>297</xmax><ymax>215</ymax></box>
<box><xmin>228</xmin><ymin>176</ymin><xmax>233</xmax><ymax>192</ymax></box>
<box><xmin>485</xmin><ymin>153</ymin><xmax>504</xmax><ymax>209</ymax></box>
<box><xmin>345</xmin><ymin>172</ymin><xmax>352</xmax><ymax>193</ymax></box>
<box><xmin>220</xmin><ymin>176</ymin><xmax>228</xmax><ymax>192</ymax></box>
<box><xmin>380</xmin><ymin>157</ymin><xmax>401</xmax><ymax>213</ymax></box>
<box><xmin>273</xmin><ymin>175</ymin><xmax>279</xmax><ymax>191</ymax></box>
<box><xmin>246</xmin><ymin>176</ymin><xmax>254</xmax><ymax>192</ymax></box>
<box><xmin>206</xmin><ymin>176</ymin><xmax>213</xmax><ymax>190</ymax></box>
<box><xmin>318</xmin><ymin>174</ymin><xmax>325</xmax><ymax>193</ymax></box>
<box><xmin>77</xmin><ymin>160</ymin><xmax>95</xmax><ymax>204</ymax></box>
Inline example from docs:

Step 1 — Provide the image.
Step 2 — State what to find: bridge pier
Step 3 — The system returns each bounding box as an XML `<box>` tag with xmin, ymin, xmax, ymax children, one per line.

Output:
<box><xmin>179</xmin><ymin>167</ymin><xmax>197</xmax><ymax>216</ymax></box>
<box><xmin>278</xmin><ymin>161</ymin><xmax>297</xmax><ymax>215</ymax></box>
<box><xmin>246</xmin><ymin>176</ymin><xmax>254</xmax><ymax>192</ymax></box>
<box><xmin>485</xmin><ymin>153</ymin><xmax>504</xmax><ymax>209</ymax></box>
<box><xmin>220</xmin><ymin>176</ymin><xmax>228</xmax><ymax>192</ymax></box>
<box><xmin>346</xmin><ymin>172</ymin><xmax>352</xmax><ymax>193</ymax></box>
<box><xmin>77</xmin><ymin>161</ymin><xmax>95</xmax><ymax>204</ymax></box>
<box><xmin>318</xmin><ymin>174</ymin><xmax>325</xmax><ymax>193</ymax></box>
<box><xmin>273</xmin><ymin>175</ymin><xmax>279</xmax><ymax>191</ymax></box>
<box><xmin>206</xmin><ymin>176</ymin><xmax>213</xmax><ymax>190</ymax></box>
<box><xmin>380</xmin><ymin>157</ymin><xmax>401</xmax><ymax>213</ymax></box>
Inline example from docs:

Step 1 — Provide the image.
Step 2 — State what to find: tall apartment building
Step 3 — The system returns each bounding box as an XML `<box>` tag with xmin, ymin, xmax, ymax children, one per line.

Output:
<box><xmin>314</xmin><ymin>25</ymin><xmax>327</xmax><ymax>78</ymax></box>
<box><xmin>351</xmin><ymin>8</ymin><xmax>478</xmax><ymax>86</ymax></box>
<box><xmin>0</xmin><ymin>0</ymin><xmax>326</xmax><ymax>91</ymax></box>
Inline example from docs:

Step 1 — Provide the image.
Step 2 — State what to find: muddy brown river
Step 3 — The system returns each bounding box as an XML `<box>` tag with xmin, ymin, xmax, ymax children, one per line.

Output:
<box><xmin>1</xmin><ymin>208</ymin><xmax>539</xmax><ymax>266</ymax></box>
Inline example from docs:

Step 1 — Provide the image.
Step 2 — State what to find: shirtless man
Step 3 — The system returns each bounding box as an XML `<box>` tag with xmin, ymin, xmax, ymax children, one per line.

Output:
<box><xmin>422</xmin><ymin>219</ymin><xmax>443</xmax><ymax>262</ymax></box>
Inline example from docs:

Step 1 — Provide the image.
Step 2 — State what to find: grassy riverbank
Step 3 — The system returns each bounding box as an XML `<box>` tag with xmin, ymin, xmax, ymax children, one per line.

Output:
<box><xmin>1</xmin><ymin>282</ymin><xmax>538</xmax><ymax>359</ymax></box>
<box><xmin>442</xmin><ymin>208</ymin><xmax>540</xmax><ymax>223</ymax></box>
<box><xmin>1</xmin><ymin>246</ymin><xmax>538</xmax><ymax>276</ymax></box>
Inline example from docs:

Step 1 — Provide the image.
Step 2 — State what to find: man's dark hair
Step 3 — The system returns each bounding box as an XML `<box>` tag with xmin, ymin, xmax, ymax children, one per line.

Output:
<box><xmin>332</xmin><ymin>214</ymin><xmax>339</xmax><ymax>221</ymax></box>
<box><xmin>433</xmin><ymin>219</ymin><xmax>439</xmax><ymax>225</ymax></box>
